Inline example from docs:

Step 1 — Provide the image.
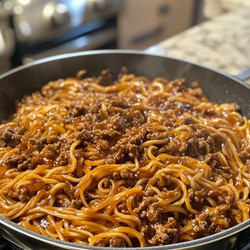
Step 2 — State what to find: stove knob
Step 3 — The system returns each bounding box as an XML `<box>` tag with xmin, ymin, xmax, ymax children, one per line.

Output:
<box><xmin>51</xmin><ymin>3</ymin><xmax>69</xmax><ymax>27</ymax></box>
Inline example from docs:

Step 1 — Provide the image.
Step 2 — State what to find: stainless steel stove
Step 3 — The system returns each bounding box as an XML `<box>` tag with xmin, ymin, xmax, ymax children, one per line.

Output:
<box><xmin>0</xmin><ymin>0</ymin><xmax>123</xmax><ymax>68</ymax></box>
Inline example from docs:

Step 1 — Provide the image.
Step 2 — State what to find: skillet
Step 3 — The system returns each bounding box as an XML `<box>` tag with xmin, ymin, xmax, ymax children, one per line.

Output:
<box><xmin>0</xmin><ymin>50</ymin><xmax>249</xmax><ymax>250</ymax></box>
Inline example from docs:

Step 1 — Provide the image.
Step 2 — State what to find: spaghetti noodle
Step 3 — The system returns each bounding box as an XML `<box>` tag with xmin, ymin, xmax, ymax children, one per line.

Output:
<box><xmin>0</xmin><ymin>69</ymin><xmax>249</xmax><ymax>247</ymax></box>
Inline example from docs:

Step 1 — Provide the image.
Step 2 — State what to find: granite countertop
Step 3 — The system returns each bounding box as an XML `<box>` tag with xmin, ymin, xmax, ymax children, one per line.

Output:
<box><xmin>147</xmin><ymin>8</ymin><xmax>250</xmax><ymax>81</ymax></box>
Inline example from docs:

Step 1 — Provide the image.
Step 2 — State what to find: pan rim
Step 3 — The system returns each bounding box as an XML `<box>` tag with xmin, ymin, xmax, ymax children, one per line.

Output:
<box><xmin>0</xmin><ymin>49</ymin><xmax>250</xmax><ymax>91</ymax></box>
<box><xmin>1</xmin><ymin>214</ymin><xmax>250</xmax><ymax>250</ymax></box>
<box><xmin>0</xmin><ymin>49</ymin><xmax>250</xmax><ymax>249</ymax></box>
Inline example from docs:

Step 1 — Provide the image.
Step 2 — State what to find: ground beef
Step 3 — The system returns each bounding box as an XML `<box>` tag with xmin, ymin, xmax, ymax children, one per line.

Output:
<box><xmin>120</xmin><ymin>168</ymin><xmax>134</xmax><ymax>179</ymax></box>
<box><xmin>188</xmin><ymin>188</ymin><xmax>206</xmax><ymax>204</ymax></box>
<box><xmin>0</xmin><ymin>127</ymin><xmax>26</xmax><ymax>148</ymax></box>
<box><xmin>168</xmin><ymin>139</ymin><xmax>188</xmax><ymax>155</ymax></box>
<box><xmin>18</xmin><ymin>188</ymin><xmax>36</xmax><ymax>202</ymax></box>
<box><xmin>17</xmin><ymin>157</ymin><xmax>33</xmax><ymax>171</ymax></box>
<box><xmin>29</xmin><ymin>138</ymin><xmax>44</xmax><ymax>151</ymax></box>
<box><xmin>96</xmin><ymin>140</ymin><xmax>110</xmax><ymax>151</ymax></box>
<box><xmin>150</xmin><ymin>218</ymin><xmax>178</xmax><ymax>245</ymax></box>
<box><xmin>185</xmin><ymin>128</ymin><xmax>216</xmax><ymax>158</ymax></box>
<box><xmin>135</xmin><ymin>197</ymin><xmax>161</xmax><ymax>223</ymax></box>
<box><xmin>207</xmin><ymin>189</ymin><xmax>233</xmax><ymax>204</ymax></box>
<box><xmin>71</xmin><ymin>199</ymin><xmax>82</xmax><ymax>209</ymax></box>
<box><xmin>146</xmin><ymin>131</ymin><xmax>170</xmax><ymax>141</ymax></box>
<box><xmin>117</xmin><ymin>67</ymin><xmax>129</xmax><ymax>80</ymax></box>
<box><xmin>69</xmin><ymin>104</ymin><xmax>87</xmax><ymax>117</ymax></box>
<box><xmin>108</xmin><ymin>237</ymin><xmax>127</xmax><ymax>248</ymax></box>
<box><xmin>56</xmin><ymin>153</ymin><xmax>69</xmax><ymax>166</ymax></box>
<box><xmin>97</xmin><ymin>69</ymin><xmax>114</xmax><ymax>86</ymax></box>
<box><xmin>3</xmin><ymin>154</ymin><xmax>27</xmax><ymax>169</ymax></box>
<box><xmin>4</xmin><ymin>188</ymin><xmax>36</xmax><ymax>203</ymax></box>
<box><xmin>211</xmin><ymin>133</ymin><xmax>226</xmax><ymax>147</ymax></box>
<box><xmin>188</xmin><ymin>212</ymin><xmax>224</xmax><ymax>237</ymax></box>
<box><xmin>167</xmin><ymin>79</ymin><xmax>187</xmax><ymax>93</ymax></box>
<box><xmin>156</xmin><ymin>173</ymin><xmax>171</xmax><ymax>188</ymax></box>
<box><xmin>213</xmin><ymin>165</ymin><xmax>234</xmax><ymax>180</ymax></box>
<box><xmin>204</xmin><ymin>153</ymin><xmax>220</xmax><ymax>168</ymax></box>
<box><xmin>111</xmin><ymin>168</ymin><xmax>136</xmax><ymax>189</ymax></box>
<box><xmin>135</xmin><ymin>197</ymin><xmax>157</xmax><ymax>214</ymax></box>
<box><xmin>188</xmin><ymin>187</ymin><xmax>233</xmax><ymax>209</ymax></box>
<box><xmin>147</xmin><ymin>124</ymin><xmax>224</xmax><ymax>159</ymax></box>
<box><xmin>112</xmin><ymin>143</ymin><xmax>138</xmax><ymax>162</ymax></box>
<box><xmin>75</xmin><ymin>129</ymin><xmax>93</xmax><ymax>142</ymax></box>
<box><xmin>106</xmin><ymin>125</ymin><xmax>149</xmax><ymax>163</ymax></box>
<box><xmin>3</xmin><ymin>190</ymin><xmax>19</xmax><ymax>201</ymax></box>
<box><xmin>192</xmin><ymin>215</ymin><xmax>208</xmax><ymax>234</ymax></box>
<box><xmin>189</xmin><ymin>87</ymin><xmax>204</xmax><ymax>99</ymax></box>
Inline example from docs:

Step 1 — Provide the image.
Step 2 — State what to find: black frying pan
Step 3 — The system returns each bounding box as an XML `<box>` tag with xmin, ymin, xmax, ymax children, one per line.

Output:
<box><xmin>0</xmin><ymin>50</ymin><xmax>250</xmax><ymax>250</ymax></box>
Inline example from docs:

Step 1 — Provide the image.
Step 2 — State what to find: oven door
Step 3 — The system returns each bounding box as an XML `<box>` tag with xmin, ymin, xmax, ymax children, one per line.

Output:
<box><xmin>22</xmin><ymin>26</ymin><xmax>117</xmax><ymax>64</ymax></box>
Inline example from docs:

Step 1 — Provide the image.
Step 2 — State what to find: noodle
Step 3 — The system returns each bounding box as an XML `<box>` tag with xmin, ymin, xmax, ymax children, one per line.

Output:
<box><xmin>0</xmin><ymin>69</ymin><xmax>249</xmax><ymax>247</ymax></box>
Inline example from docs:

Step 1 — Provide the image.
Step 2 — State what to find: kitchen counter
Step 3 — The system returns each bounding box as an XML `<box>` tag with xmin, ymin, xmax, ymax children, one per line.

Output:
<box><xmin>147</xmin><ymin>8</ymin><xmax>250</xmax><ymax>80</ymax></box>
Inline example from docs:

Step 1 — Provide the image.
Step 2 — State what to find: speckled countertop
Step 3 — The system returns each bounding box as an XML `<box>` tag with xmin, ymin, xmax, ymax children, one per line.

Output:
<box><xmin>147</xmin><ymin>8</ymin><xmax>250</xmax><ymax>82</ymax></box>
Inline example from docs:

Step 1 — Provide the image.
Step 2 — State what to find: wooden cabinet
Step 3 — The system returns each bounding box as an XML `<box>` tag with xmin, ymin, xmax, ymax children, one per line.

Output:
<box><xmin>118</xmin><ymin>0</ymin><xmax>195</xmax><ymax>49</ymax></box>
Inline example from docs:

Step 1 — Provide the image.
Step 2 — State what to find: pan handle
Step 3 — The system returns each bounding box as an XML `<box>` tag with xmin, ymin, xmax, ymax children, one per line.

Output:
<box><xmin>235</xmin><ymin>68</ymin><xmax>250</xmax><ymax>81</ymax></box>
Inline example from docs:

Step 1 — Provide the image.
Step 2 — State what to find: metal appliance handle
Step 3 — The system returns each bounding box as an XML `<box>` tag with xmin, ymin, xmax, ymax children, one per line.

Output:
<box><xmin>235</xmin><ymin>68</ymin><xmax>250</xmax><ymax>81</ymax></box>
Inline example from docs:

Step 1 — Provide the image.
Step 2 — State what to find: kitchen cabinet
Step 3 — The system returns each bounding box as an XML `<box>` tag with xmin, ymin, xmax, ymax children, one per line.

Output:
<box><xmin>118</xmin><ymin>0</ymin><xmax>195</xmax><ymax>50</ymax></box>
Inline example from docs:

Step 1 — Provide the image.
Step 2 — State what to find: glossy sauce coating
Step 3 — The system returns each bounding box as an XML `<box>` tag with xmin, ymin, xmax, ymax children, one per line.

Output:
<box><xmin>0</xmin><ymin>70</ymin><xmax>249</xmax><ymax>247</ymax></box>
